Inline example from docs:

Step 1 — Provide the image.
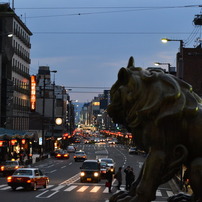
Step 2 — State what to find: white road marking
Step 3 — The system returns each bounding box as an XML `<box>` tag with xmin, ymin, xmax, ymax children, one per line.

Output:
<box><xmin>50</xmin><ymin>169</ymin><xmax>57</xmax><ymax>173</ymax></box>
<box><xmin>1</xmin><ymin>186</ymin><xmax>11</xmax><ymax>190</ymax></box>
<box><xmin>156</xmin><ymin>189</ymin><xmax>162</xmax><ymax>196</ymax></box>
<box><xmin>166</xmin><ymin>190</ymin><xmax>174</xmax><ymax>197</ymax></box>
<box><xmin>61</xmin><ymin>166</ymin><xmax>66</xmax><ymax>169</ymax></box>
<box><xmin>90</xmin><ymin>186</ymin><xmax>101</xmax><ymax>192</ymax></box>
<box><xmin>77</xmin><ymin>186</ymin><xmax>89</xmax><ymax>192</ymax></box>
<box><xmin>103</xmin><ymin>187</ymin><xmax>109</xmax><ymax>193</ymax></box>
<box><xmin>51</xmin><ymin>185</ymin><xmax>65</xmax><ymax>191</ymax></box>
<box><xmin>64</xmin><ymin>185</ymin><xmax>77</xmax><ymax>191</ymax></box>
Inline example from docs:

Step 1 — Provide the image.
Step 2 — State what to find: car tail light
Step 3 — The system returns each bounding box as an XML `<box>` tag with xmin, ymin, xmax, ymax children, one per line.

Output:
<box><xmin>26</xmin><ymin>179</ymin><xmax>31</xmax><ymax>183</ymax></box>
<box><xmin>64</xmin><ymin>154</ymin><xmax>68</xmax><ymax>157</ymax></box>
<box><xmin>74</xmin><ymin>156</ymin><xmax>76</xmax><ymax>158</ymax></box>
<box><xmin>15</xmin><ymin>166</ymin><xmax>19</xmax><ymax>169</ymax></box>
<box><xmin>0</xmin><ymin>166</ymin><xmax>4</xmax><ymax>171</ymax></box>
<box><xmin>57</xmin><ymin>154</ymin><xmax>61</xmax><ymax>157</ymax></box>
<box><xmin>7</xmin><ymin>176</ymin><xmax>12</xmax><ymax>182</ymax></box>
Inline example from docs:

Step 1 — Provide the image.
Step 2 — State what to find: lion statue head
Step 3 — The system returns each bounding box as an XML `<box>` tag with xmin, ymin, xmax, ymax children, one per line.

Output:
<box><xmin>107</xmin><ymin>56</ymin><xmax>202</xmax><ymax>132</ymax></box>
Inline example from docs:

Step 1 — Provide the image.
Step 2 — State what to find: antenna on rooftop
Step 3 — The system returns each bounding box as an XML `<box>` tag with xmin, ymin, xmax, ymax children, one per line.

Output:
<box><xmin>12</xmin><ymin>0</ymin><xmax>15</xmax><ymax>11</ymax></box>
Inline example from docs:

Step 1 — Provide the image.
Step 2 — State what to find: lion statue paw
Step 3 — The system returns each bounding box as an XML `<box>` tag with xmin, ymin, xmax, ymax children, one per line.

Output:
<box><xmin>109</xmin><ymin>191</ymin><xmax>132</xmax><ymax>202</ymax></box>
<box><xmin>167</xmin><ymin>192</ymin><xmax>192</xmax><ymax>202</ymax></box>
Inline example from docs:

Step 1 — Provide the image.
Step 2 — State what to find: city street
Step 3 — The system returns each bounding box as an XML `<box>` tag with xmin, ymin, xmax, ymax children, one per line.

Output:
<box><xmin>0</xmin><ymin>143</ymin><xmax>175</xmax><ymax>202</ymax></box>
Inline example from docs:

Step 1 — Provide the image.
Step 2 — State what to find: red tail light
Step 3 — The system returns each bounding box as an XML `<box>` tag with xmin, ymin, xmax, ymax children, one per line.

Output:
<box><xmin>7</xmin><ymin>176</ymin><xmax>12</xmax><ymax>182</ymax></box>
<box><xmin>0</xmin><ymin>166</ymin><xmax>4</xmax><ymax>171</ymax></box>
<box><xmin>57</xmin><ymin>154</ymin><xmax>61</xmax><ymax>157</ymax></box>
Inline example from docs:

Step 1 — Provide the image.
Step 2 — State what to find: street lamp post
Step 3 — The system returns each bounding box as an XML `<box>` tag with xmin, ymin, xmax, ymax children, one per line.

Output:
<box><xmin>50</xmin><ymin>70</ymin><xmax>57</xmax><ymax>151</ymax></box>
<box><xmin>161</xmin><ymin>38</ymin><xmax>184</xmax><ymax>78</ymax></box>
<box><xmin>154</xmin><ymin>62</ymin><xmax>171</xmax><ymax>73</ymax></box>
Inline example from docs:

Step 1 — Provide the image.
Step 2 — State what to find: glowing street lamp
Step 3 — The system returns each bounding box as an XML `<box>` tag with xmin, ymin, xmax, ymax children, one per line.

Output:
<box><xmin>161</xmin><ymin>38</ymin><xmax>184</xmax><ymax>52</ymax></box>
<box><xmin>154</xmin><ymin>62</ymin><xmax>171</xmax><ymax>73</ymax></box>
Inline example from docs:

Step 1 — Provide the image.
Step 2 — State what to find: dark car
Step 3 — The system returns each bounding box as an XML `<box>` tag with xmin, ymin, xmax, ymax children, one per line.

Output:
<box><xmin>129</xmin><ymin>147</ymin><xmax>139</xmax><ymax>155</ymax></box>
<box><xmin>80</xmin><ymin>160</ymin><xmax>101</xmax><ymax>183</ymax></box>
<box><xmin>74</xmin><ymin>150</ymin><xmax>87</xmax><ymax>162</ymax></box>
<box><xmin>7</xmin><ymin>168</ymin><xmax>49</xmax><ymax>191</ymax></box>
<box><xmin>100</xmin><ymin>162</ymin><xmax>107</xmax><ymax>178</ymax></box>
<box><xmin>55</xmin><ymin>150</ymin><xmax>69</xmax><ymax>159</ymax></box>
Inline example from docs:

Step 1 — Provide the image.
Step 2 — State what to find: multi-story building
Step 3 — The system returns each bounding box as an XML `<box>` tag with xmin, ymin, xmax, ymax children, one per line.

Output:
<box><xmin>29</xmin><ymin>66</ymin><xmax>69</xmax><ymax>151</ymax></box>
<box><xmin>0</xmin><ymin>3</ymin><xmax>32</xmax><ymax>130</ymax></box>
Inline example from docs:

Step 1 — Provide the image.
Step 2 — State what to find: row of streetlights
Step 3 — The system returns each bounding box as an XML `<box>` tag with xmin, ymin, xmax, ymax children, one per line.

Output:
<box><xmin>153</xmin><ymin>38</ymin><xmax>184</xmax><ymax>74</ymax></box>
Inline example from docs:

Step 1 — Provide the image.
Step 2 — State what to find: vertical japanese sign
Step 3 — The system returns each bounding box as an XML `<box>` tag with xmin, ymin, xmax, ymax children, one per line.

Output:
<box><xmin>30</xmin><ymin>75</ymin><xmax>36</xmax><ymax>112</ymax></box>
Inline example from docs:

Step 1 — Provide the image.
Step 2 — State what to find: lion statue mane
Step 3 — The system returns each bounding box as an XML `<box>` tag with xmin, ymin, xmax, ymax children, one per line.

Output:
<box><xmin>107</xmin><ymin>57</ymin><xmax>202</xmax><ymax>202</ymax></box>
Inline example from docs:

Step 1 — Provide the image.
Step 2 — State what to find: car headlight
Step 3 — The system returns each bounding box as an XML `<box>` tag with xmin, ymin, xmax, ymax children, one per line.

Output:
<box><xmin>80</xmin><ymin>172</ymin><xmax>85</xmax><ymax>177</ymax></box>
<box><xmin>94</xmin><ymin>172</ymin><xmax>99</xmax><ymax>177</ymax></box>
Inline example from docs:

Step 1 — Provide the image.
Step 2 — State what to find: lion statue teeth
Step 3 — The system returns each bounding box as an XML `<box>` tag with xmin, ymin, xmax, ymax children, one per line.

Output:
<box><xmin>107</xmin><ymin>57</ymin><xmax>202</xmax><ymax>202</ymax></box>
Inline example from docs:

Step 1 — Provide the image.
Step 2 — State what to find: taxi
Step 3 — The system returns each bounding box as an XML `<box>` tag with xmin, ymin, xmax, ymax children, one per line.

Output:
<box><xmin>74</xmin><ymin>150</ymin><xmax>87</xmax><ymax>162</ymax></box>
<box><xmin>7</xmin><ymin>168</ymin><xmax>49</xmax><ymax>191</ymax></box>
<box><xmin>55</xmin><ymin>150</ymin><xmax>69</xmax><ymax>159</ymax></box>
<box><xmin>0</xmin><ymin>160</ymin><xmax>24</xmax><ymax>176</ymax></box>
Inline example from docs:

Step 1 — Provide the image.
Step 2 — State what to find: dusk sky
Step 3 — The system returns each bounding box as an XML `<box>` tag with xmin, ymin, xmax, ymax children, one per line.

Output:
<box><xmin>8</xmin><ymin>0</ymin><xmax>202</xmax><ymax>102</ymax></box>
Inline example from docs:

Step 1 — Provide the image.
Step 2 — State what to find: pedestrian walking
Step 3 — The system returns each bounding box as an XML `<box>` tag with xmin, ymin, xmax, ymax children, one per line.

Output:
<box><xmin>124</xmin><ymin>166</ymin><xmax>131</xmax><ymax>190</ymax></box>
<box><xmin>128</xmin><ymin>167</ymin><xmax>135</xmax><ymax>190</ymax></box>
<box><xmin>106</xmin><ymin>166</ymin><xmax>114</xmax><ymax>193</ymax></box>
<box><xmin>114</xmin><ymin>167</ymin><xmax>122</xmax><ymax>190</ymax></box>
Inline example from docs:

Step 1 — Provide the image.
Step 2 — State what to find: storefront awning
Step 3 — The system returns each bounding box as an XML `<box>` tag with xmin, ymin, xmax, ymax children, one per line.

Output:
<box><xmin>0</xmin><ymin>128</ymin><xmax>38</xmax><ymax>140</ymax></box>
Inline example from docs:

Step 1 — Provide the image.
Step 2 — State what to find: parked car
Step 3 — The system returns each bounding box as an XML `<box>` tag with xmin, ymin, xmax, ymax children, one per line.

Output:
<box><xmin>7</xmin><ymin>168</ymin><xmax>49</xmax><ymax>191</ymax></box>
<box><xmin>80</xmin><ymin>160</ymin><xmax>101</xmax><ymax>183</ymax></box>
<box><xmin>129</xmin><ymin>147</ymin><xmax>139</xmax><ymax>155</ymax></box>
<box><xmin>67</xmin><ymin>145</ymin><xmax>76</xmax><ymax>153</ymax></box>
<box><xmin>0</xmin><ymin>160</ymin><xmax>24</xmax><ymax>176</ymax></box>
<box><xmin>98</xmin><ymin>158</ymin><xmax>115</xmax><ymax>173</ymax></box>
<box><xmin>74</xmin><ymin>150</ymin><xmax>87</xmax><ymax>162</ymax></box>
<box><xmin>55</xmin><ymin>150</ymin><xmax>69</xmax><ymax>159</ymax></box>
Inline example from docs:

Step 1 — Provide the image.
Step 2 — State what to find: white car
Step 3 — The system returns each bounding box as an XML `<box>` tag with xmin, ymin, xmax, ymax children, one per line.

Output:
<box><xmin>67</xmin><ymin>145</ymin><xmax>76</xmax><ymax>153</ymax></box>
<box><xmin>98</xmin><ymin>158</ymin><xmax>115</xmax><ymax>173</ymax></box>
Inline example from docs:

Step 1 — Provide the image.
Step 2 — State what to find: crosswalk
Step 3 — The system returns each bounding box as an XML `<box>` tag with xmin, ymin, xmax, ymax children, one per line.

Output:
<box><xmin>0</xmin><ymin>183</ymin><xmax>174</xmax><ymax>197</ymax></box>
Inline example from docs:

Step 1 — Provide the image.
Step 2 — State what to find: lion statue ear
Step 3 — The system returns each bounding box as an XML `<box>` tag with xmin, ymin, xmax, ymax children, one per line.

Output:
<box><xmin>127</xmin><ymin>56</ymin><xmax>135</xmax><ymax>68</ymax></box>
<box><xmin>118</xmin><ymin>68</ymin><xmax>129</xmax><ymax>85</ymax></box>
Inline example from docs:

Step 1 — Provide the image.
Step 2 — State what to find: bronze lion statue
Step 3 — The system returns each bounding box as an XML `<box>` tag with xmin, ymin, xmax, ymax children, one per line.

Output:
<box><xmin>107</xmin><ymin>57</ymin><xmax>202</xmax><ymax>202</ymax></box>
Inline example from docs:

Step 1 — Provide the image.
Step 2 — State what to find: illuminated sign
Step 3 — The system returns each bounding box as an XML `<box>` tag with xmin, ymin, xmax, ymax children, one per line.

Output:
<box><xmin>30</xmin><ymin>75</ymin><xmax>36</xmax><ymax>112</ymax></box>
<box><xmin>10</xmin><ymin>139</ymin><xmax>17</xmax><ymax>146</ymax></box>
<box><xmin>92</xmin><ymin>102</ymin><xmax>100</xmax><ymax>106</ymax></box>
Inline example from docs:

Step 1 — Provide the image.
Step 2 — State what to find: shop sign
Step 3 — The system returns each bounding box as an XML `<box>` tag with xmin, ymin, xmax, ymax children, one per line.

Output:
<box><xmin>30</xmin><ymin>75</ymin><xmax>36</xmax><ymax>112</ymax></box>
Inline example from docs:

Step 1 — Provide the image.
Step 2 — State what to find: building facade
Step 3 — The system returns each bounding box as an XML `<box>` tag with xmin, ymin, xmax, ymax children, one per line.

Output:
<box><xmin>0</xmin><ymin>3</ymin><xmax>32</xmax><ymax>130</ymax></box>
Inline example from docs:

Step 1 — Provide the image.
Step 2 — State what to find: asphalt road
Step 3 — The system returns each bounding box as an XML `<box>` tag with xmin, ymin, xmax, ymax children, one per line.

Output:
<box><xmin>0</xmin><ymin>143</ymin><xmax>174</xmax><ymax>202</ymax></box>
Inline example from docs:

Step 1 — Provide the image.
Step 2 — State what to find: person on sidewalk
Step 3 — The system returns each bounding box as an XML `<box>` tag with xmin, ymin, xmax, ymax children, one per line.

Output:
<box><xmin>114</xmin><ymin>166</ymin><xmax>122</xmax><ymax>190</ymax></box>
<box><xmin>124</xmin><ymin>166</ymin><xmax>131</xmax><ymax>190</ymax></box>
<box><xmin>128</xmin><ymin>167</ymin><xmax>135</xmax><ymax>190</ymax></box>
<box><xmin>106</xmin><ymin>166</ymin><xmax>114</xmax><ymax>193</ymax></box>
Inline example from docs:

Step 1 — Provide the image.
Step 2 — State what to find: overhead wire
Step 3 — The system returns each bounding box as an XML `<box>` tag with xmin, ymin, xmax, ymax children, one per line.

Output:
<box><xmin>15</xmin><ymin>5</ymin><xmax>202</xmax><ymax>19</ymax></box>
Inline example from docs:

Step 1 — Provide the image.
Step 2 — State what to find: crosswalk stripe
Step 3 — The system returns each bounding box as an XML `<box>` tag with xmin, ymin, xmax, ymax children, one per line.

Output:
<box><xmin>51</xmin><ymin>185</ymin><xmax>65</xmax><ymax>191</ymax></box>
<box><xmin>90</xmin><ymin>186</ymin><xmax>101</xmax><ymax>192</ymax></box>
<box><xmin>0</xmin><ymin>184</ymin><xmax>7</xmax><ymax>188</ymax></box>
<box><xmin>166</xmin><ymin>191</ymin><xmax>174</xmax><ymax>197</ymax></box>
<box><xmin>64</xmin><ymin>185</ymin><xmax>77</xmax><ymax>191</ymax></box>
<box><xmin>1</xmin><ymin>186</ymin><xmax>11</xmax><ymax>190</ymax></box>
<box><xmin>156</xmin><ymin>189</ymin><xmax>162</xmax><ymax>196</ymax></box>
<box><xmin>0</xmin><ymin>183</ymin><xmax>174</xmax><ymax>197</ymax></box>
<box><xmin>103</xmin><ymin>187</ymin><xmax>109</xmax><ymax>193</ymax></box>
<box><xmin>77</xmin><ymin>186</ymin><xmax>89</xmax><ymax>192</ymax></box>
